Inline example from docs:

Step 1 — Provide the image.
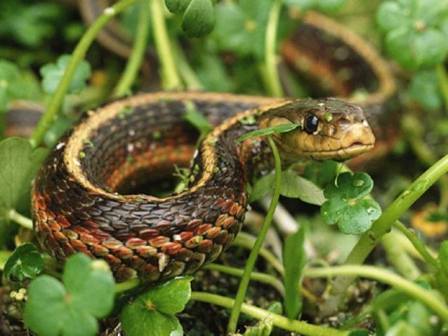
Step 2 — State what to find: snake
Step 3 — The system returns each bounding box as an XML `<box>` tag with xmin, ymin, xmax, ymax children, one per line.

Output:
<box><xmin>25</xmin><ymin>2</ymin><xmax>398</xmax><ymax>284</ymax></box>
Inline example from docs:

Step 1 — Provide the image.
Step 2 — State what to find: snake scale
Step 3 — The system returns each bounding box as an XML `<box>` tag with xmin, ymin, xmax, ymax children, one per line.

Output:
<box><xmin>28</xmin><ymin>2</ymin><xmax>398</xmax><ymax>283</ymax></box>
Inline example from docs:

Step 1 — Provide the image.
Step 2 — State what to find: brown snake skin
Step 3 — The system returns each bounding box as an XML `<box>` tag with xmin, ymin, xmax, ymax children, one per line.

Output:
<box><xmin>28</xmin><ymin>4</ymin><xmax>397</xmax><ymax>284</ymax></box>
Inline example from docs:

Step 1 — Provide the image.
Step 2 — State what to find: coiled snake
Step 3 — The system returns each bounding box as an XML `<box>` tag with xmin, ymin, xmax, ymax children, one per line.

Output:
<box><xmin>30</xmin><ymin>3</ymin><xmax>397</xmax><ymax>283</ymax></box>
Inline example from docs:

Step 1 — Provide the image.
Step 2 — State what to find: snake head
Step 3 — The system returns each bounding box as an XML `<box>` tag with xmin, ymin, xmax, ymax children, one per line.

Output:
<box><xmin>260</xmin><ymin>98</ymin><xmax>375</xmax><ymax>160</ymax></box>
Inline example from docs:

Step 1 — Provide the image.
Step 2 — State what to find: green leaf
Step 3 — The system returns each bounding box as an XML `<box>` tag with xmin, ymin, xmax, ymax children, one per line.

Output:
<box><xmin>377</xmin><ymin>1</ymin><xmax>411</xmax><ymax>32</ymax></box>
<box><xmin>377</xmin><ymin>0</ymin><xmax>448</xmax><ymax>70</ymax></box>
<box><xmin>408</xmin><ymin>69</ymin><xmax>442</xmax><ymax>110</ymax></box>
<box><xmin>213</xmin><ymin>0</ymin><xmax>271</xmax><ymax>58</ymax></box>
<box><xmin>182</xmin><ymin>0</ymin><xmax>215</xmax><ymax>37</ymax></box>
<box><xmin>303</xmin><ymin>160</ymin><xmax>339</xmax><ymax>189</ymax></box>
<box><xmin>414</xmin><ymin>29</ymin><xmax>448</xmax><ymax>67</ymax></box>
<box><xmin>165</xmin><ymin>0</ymin><xmax>191</xmax><ymax>14</ymax></box>
<box><xmin>24</xmin><ymin>254</ymin><xmax>115</xmax><ymax>336</ymax></box>
<box><xmin>40</xmin><ymin>55</ymin><xmax>91</xmax><ymax>94</ymax></box>
<box><xmin>0</xmin><ymin>60</ymin><xmax>40</xmax><ymax>112</ymax></box>
<box><xmin>280</xmin><ymin>170</ymin><xmax>325</xmax><ymax>205</ymax></box>
<box><xmin>0</xmin><ymin>138</ymin><xmax>47</xmax><ymax>246</ymax></box>
<box><xmin>321</xmin><ymin>172</ymin><xmax>382</xmax><ymax>234</ymax></box>
<box><xmin>121</xmin><ymin>277</ymin><xmax>192</xmax><ymax>336</ymax></box>
<box><xmin>237</xmin><ymin>123</ymin><xmax>299</xmax><ymax>142</ymax></box>
<box><xmin>0</xmin><ymin>2</ymin><xmax>61</xmax><ymax>47</ymax></box>
<box><xmin>4</xmin><ymin>243</ymin><xmax>44</xmax><ymax>282</ymax></box>
<box><xmin>196</xmin><ymin>54</ymin><xmax>235</xmax><ymax>92</ymax></box>
<box><xmin>63</xmin><ymin>254</ymin><xmax>115</xmax><ymax>318</ymax></box>
<box><xmin>0</xmin><ymin>138</ymin><xmax>47</xmax><ymax>210</ymax></box>
<box><xmin>183</xmin><ymin>101</ymin><xmax>212</xmax><ymax>137</ymax></box>
<box><xmin>249</xmin><ymin>173</ymin><xmax>275</xmax><ymax>203</ymax></box>
<box><xmin>283</xmin><ymin>227</ymin><xmax>306</xmax><ymax>319</ymax></box>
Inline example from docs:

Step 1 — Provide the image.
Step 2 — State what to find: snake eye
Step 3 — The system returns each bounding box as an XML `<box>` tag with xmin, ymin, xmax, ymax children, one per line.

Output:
<box><xmin>304</xmin><ymin>114</ymin><xmax>319</xmax><ymax>134</ymax></box>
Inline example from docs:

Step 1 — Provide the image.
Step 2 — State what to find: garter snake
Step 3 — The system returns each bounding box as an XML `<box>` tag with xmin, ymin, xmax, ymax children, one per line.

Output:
<box><xmin>29</xmin><ymin>3</ymin><xmax>396</xmax><ymax>283</ymax></box>
<box><xmin>32</xmin><ymin>93</ymin><xmax>375</xmax><ymax>282</ymax></box>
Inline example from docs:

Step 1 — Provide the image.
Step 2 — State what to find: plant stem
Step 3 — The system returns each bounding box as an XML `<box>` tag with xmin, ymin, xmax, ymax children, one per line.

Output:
<box><xmin>305</xmin><ymin>265</ymin><xmax>448</xmax><ymax>322</ymax></box>
<box><xmin>115</xmin><ymin>278</ymin><xmax>140</xmax><ymax>294</ymax></box>
<box><xmin>263</xmin><ymin>0</ymin><xmax>284</xmax><ymax>97</ymax></box>
<box><xmin>437</xmin><ymin>63</ymin><xmax>448</xmax><ymax>110</ymax></box>
<box><xmin>325</xmin><ymin>153</ymin><xmax>448</xmax><ymax>313</ymax></box>
<box><xmin>30</xmin><ymin>0</ymin><xmax>136</xmax><ymax>147</ymax></box>
<box><xmin>150</xmin><ymin>0</ymin><xmax>182</xmax><ymax>90</ymax></box>
<box><xmin>192</xmin><ymin>292</ymin><xmax>347</xmax><ymax>336</ymax></box>
<box><xmin>232</xmin><ymin>232</ymin><xmax>284</xmax><ymax>275</ymax></box>
<box><xmin>227</xmin><ymin>137</ymin><xmax>282</xmax><ymax>333</ymax></box>
<box><xmin>172</xmin><ymin>41</ymin><xmax>204</xmax><ymax>90</ymax></box>
<box><xmin>204</xmin><ymin>263</ymin><xmax>285</xmax><ymax>295</ymax></box>
<box><xmin>381</xmin><ymin>230</ymin><xmax>420</xmax><ymax>280</ymax></box>
<box><xmin>8</xmin><ymin>209</ymin><xmax>33</xmax><ymax>230</ymax></box>
<box><xmin>112</xmin><ymin>0</ymin><xmax>150</xmax><ymax>98</ymax></box>
<box><xmin>0</xmin><ymin>250</ymin><xmax>12</xmax><ymax>270</ymax></box>
<box><xmin>392</xmin><ymin>220</ymin><xmax>438</xmax><ymax>269</ymax></box>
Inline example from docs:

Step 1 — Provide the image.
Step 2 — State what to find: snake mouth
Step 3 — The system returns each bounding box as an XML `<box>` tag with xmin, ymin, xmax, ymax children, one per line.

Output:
<box><xmin>304</xmin><ymin>142</ymin><xmax>375</xmax><ymax>160</ymax></box>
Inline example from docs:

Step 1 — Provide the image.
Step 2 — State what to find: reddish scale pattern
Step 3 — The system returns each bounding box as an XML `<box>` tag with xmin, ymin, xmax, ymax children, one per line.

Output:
<box><xmin>33</xmin><ymin>96</ymin><xmax>259</xmax><ymax>283</ymax></box>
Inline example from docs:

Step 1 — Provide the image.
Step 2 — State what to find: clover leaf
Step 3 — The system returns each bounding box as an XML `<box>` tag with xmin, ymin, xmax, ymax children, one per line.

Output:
<box><xmin>213</xmin><ymin>0</ymin><xmax>271</xmax><ymax>58</ymax></box>
<box><xmin>40</xmin><ymin>55</ymin><xmax>91</xmax><ymax>94</ymax></box>
<box><xmin>377</xmin><ymin>0</ymin><xmax>448</xmax><ymax>70</ymax></box>
<box><xmin>4</xmin><ymin>243</ymin><xmax>44</xmax><ymax>282</ymax></box>
<box><xmin>408</xmin><ymin>70</ymin><xmax>442</xmax><ymax>110</ymax></box>
<box><xmin>321</xmin><ymin>172</ymin><xmax>382</xmax><ymax>234</ymax></box>
<box><xmin>24</xmin><ymin>254</ymin><xmax>115</xmax><ymax>336</ymax></box>
<box><xmin>121</xmin><ymin>277</ymin><xmax>192</xmax><ymax>336</ymax></box>
<box><xmin>165</xmin><ymin>0</ymin><xmax>215</xmax><ymax>37</ymax></box>
<box><xmin>0</xmin><ymin>2</ymin><xmax>61</xmax><ymax>47</ymax></box>
<box><xmin>0</xmin><ymin>60</ymin><xmax>40</xmax><ymax>112</ymax></box>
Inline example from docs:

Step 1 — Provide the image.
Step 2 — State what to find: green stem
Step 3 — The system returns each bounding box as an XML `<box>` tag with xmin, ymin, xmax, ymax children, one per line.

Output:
<box><xmin>0</xmin><ymin>250</ymin><xmax>12</xmax><ymax>270</ymax></box>
<box><xmin>8</xmin><ymin>209</ymin><xmax>33</xmax><ymax>230</ymax></box>
<box><xmin>232</xmin><ymin>232</ymin><xmax>284</xmax><ymax>275</ymax></box>
<box><xmin>192</xmin><ymin>292</ymin><xmax>347</xmax><ymax>336</ymax></box>
<box><xmin>115</xmin><ymin>278</ymin><xmax>140</xmax><ymax>294</ymax></box>
<box><xmin>112</xmin><ymin>0</ymin><xmax>150</xmax><ymax>97</ymax></box>
<box><xmin>204</xmin><ymin>263</ymin><xmax>285</xmax><ymax>295</ymax></box>
<box><xmin>150</xmin><ymin>0</ymin><xmax>182</xmax><ymax>90</ymax></box>
<box><xmin>227</xmin><ymin>137</ymin><xmax>282</xmax><ymax>333</ymax></box>
<box><xmin>381</xmin><ymin>230</ymin><xmax>420</xmax><ymax>280</ymax></box>
<box><xmin>30</xmin><ymin>0</ymin><xmax>136</xmax><ymax>147</ymax></box>
<box><xmin>305</xmin><ymin>265</ymin><xmax>448</xmax><ymax>322</ymax></box>
<box><xmin>437</xmin><ymin>63</ymin><xmax>448</xmax><ymax>110</ymax></box>
<box><xmin>327</xmin><ymin>153</ymin><xmax>448</xmax><ymax>312</ymax></box>
<box><xmin>172</xmin><ymin>41</ymin><xmax>204</xmax><ymax>90</ymax></box>
<box><xmin>392</xmin><ymin>221</ymin><xmax>438</xmax><ymax>269</ymax></box>
<box><xmin>263</xmin><ymin>0</ymin><xmax>284</xmax><ymax>97</ymax></box>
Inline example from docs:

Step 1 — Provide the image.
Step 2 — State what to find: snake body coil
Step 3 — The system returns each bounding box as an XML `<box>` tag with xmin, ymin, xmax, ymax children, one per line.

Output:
<box><xmin>32</xmin><ymin>93</ymin><xmax>374</xmax><ymax>282</ymax></box>
<box><xmin>30</xmin><ymin>3</ymin><xmax>397</xmax><ymax>283</ymax></box>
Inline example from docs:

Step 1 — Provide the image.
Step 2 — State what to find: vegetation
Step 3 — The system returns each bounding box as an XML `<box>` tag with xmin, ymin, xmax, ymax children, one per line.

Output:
<box><xmin>1</xmin><ymin>0</ymin><xmax>448</xmax><ymax>335</ymax></box>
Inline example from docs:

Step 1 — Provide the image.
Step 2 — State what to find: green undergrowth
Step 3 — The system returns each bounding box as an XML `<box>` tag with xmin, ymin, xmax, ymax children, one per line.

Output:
<box><xmin>1</xmin><ymin>0</ymin><xmax>448</xmax><ymax>335</ymax></box>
